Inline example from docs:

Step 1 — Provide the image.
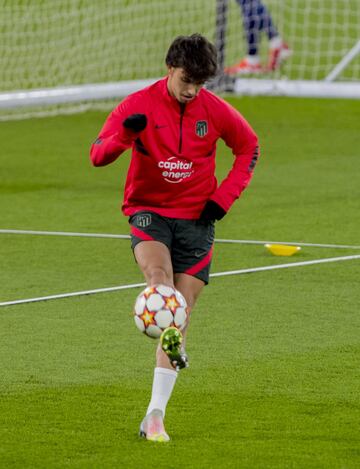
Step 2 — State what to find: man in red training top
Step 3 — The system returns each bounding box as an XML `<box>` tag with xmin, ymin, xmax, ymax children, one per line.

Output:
<box><xmin>90</xmin><ymin>33</ymin><xmax>259</xmax><ymax>442</ymax></box>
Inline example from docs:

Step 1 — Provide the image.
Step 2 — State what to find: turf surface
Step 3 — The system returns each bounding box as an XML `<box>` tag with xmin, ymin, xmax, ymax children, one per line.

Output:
<box><xmin>1</xmin><ymin>97</ymin><xmax>359</xmax><ymax>467</ymax></box>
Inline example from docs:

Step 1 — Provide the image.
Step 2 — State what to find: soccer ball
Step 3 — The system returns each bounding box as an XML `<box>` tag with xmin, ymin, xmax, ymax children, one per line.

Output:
<box><xmin>133</xmin><ymin>284</ymin><xmax>188</xmax><ymax>338</ymax></box>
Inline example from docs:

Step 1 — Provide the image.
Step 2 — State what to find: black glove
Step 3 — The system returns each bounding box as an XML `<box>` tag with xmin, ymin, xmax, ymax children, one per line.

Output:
<box><xmin>199</xmin><ymin>200</ymin><xmax>226</xmax><ymax>222</ymax></box>
<box><xmin>123</xmin><ymin>114</ymin><xmax>147</xmax><ymax>133</ymax></box>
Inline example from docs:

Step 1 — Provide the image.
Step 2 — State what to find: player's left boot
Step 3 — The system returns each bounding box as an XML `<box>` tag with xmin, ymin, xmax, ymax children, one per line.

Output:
<box><xmin>224</xmin><ymin>57</ymin><xmax>263</xmax><ymax>75</ymax></box>
<box><xmin>160</xmin><ymin>327</ymin><xmax>189</xmax><ymax>371</ymax></box>
<box><xmin>267</xmin><ymin>42</ymin><xmax>292</xmax><ymax>70</ymax></box>
<box><xmin>139</xmin><ymin>409</ymin><xmax>170</xmax><ymax>442</ymax></box>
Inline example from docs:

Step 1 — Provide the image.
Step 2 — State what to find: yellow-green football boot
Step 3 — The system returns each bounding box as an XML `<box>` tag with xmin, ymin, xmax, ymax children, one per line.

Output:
<box><xmin>160</xmin><ymin>327</ymin><xmax>189</xmax><ymax>371</ymax></box>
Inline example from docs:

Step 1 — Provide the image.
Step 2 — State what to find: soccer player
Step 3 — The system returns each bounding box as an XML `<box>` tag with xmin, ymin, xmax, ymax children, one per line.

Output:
<box><xmin>225</xmin><ymin>0</ymin><xmax>292</xmax><ymax>74</ymax></box>
<box><xmin>90</xmin><ymin>33</ymin><xmax>259</xmax><ymax>442</ymax></box>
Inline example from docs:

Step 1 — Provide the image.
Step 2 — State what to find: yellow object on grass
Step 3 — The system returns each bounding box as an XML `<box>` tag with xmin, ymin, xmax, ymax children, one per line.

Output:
<box><xmin>265</xmin><ymin>244</ymin><xmax>301</xmax><ymax>256</ymax></box>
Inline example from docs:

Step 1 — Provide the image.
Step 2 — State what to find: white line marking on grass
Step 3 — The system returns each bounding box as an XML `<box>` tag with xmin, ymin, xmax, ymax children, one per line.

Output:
<box><xmin>0</xmin><ymin>229</ymin><xmax>130</xmax><ymax>240</ymax></box>
<box><xmin>214</xmin><ymin>238</ymin><xmax>360</xmax><ymax>250</ymax></box>
<box><xmin>0</xmin><ymin>282</ymin><xmax>147</xmax><ymax>307</ymax></box>
<box><xmin>1</xmin><ymin>254</ymin><xmax>359</xmax><ymax>308</ymax></box>
<box><xmin>210</xmin><ymin>254</ymin><xmax>360</xmax><ymax>277</ymax></box>
<box><xmin>0</xmin><ymin>228</ymin><xmax>359</xmax><ymax>250</ymax></box>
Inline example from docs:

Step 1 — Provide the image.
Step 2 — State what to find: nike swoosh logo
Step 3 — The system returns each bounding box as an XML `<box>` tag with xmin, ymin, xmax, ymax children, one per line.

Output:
<box><xmin>155</xmin><ymin>124</ymin><xmax>167</xmax><ymax>129</ymax></box>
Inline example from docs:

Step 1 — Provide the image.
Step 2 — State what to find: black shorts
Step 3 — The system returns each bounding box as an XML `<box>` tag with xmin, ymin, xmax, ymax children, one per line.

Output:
<box><xmin>129</xmin><ymin>211</ymin><xmax>215</xmax><ymax>284</ymax></box>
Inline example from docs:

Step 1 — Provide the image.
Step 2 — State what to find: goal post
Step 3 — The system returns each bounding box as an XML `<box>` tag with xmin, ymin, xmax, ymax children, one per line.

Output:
<box><xmin>0</xmin><ymin>0</ymin><xmax>359</xmax><ymax>120</ymax></box>
<box><xmin>325</xmin><ymin>40</ymin><xmax>360</xmax><ymax>83</ymax></box>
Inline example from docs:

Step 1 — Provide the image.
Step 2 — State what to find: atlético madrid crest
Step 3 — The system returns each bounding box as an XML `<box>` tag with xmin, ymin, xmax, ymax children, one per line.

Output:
<box><xmin>136</xmin><ymin>213</ymin><xmax>152</xmax><ymax>228</ymax></box>
<box><xmin>196</xmin><ymin>120</ymin><xmax>208</xmax><ymax>137</ymax></box>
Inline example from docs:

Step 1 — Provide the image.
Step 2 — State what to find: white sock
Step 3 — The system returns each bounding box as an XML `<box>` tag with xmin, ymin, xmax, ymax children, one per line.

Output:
<box><xmin>269</xmin><ymin>36</ymin><xmax>283</xmax><ymax>50</ymax></box>
<box><xmin>146</xmin><ymin>367</ymin><xmax>178</xmax><ymax>418</ymax></box>
<box><xmin>246</xmin><ymin>54</ymin><xmax>260</xmax><ymax>65</ymax></box>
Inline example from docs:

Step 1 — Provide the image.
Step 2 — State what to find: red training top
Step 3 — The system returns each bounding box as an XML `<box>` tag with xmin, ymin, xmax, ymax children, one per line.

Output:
<box><xmin>90</xmin><ymin>77</ymin><xmax>259</xmax><ymax>219</ymax></box>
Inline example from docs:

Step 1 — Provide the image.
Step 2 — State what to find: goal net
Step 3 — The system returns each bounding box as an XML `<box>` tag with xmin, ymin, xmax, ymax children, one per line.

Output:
<box><xmin>1</xmin><ymin>0</ymin><xmax>359</xmax><ymax>120</ymax></box>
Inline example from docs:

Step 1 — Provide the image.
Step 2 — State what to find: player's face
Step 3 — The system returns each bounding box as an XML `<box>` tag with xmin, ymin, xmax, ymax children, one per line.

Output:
<box><xmin>167</xmin><ymin>67</ymin><xmax>204</xmax><ymax>104</ymax></box>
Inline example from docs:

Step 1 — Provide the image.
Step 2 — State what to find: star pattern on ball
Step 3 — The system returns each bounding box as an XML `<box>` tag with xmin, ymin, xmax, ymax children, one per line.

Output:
<box><xmin>165</xmin><ymin>295</ymin><xmax>181</xmax><ymax>313</ymax></box>
<box><xmin>140</xmin><ymin>308</ymin><xmax>156</xmax><ymax>327</ymax></box>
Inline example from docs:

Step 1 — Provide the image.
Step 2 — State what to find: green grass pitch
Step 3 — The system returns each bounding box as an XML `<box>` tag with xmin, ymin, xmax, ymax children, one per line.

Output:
<box><xmin>0</xmin><ymin>96</ymin><xmax>359</xmax><ymax>468</ymax></box>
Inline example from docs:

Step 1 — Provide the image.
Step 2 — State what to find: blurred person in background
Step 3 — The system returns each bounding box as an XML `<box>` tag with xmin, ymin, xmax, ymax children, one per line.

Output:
<box><xmin>225</xmin><ymin>0</ymin><xmax>292</xmax><ymax>74</ymax></box>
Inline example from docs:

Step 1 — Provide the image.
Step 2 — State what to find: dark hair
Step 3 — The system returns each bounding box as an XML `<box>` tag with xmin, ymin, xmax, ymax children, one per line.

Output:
<box><xmin>165</xmin><ymin>33</ymin><xmax>218</xmax><ymax>83</ymax></box>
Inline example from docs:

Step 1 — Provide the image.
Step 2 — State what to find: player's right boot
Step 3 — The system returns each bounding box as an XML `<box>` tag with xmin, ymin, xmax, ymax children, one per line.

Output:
<box><xmin>267</xmin><ymin>42</ymin><xmax>292</xmax><ymax>70</ymax></box>
<box><xmin>139</xmin><ymin>409</ymin><xmax>170</xmax><ymax>442</ymax></box>
<box><xmin>160</xmin><ymin>327</ymin><xmax>189</xmax><ymax>371</ymax></box>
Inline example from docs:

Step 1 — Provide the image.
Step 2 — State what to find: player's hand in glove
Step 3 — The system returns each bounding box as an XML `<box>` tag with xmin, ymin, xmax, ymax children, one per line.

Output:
<box><xmin>123</xmin><ymin>114</ymin><xmax>147</xmax><ymax>133</ymax></box>
<box><xmin>199</xmin><ymin>200</ymin><xmax>226</xmax><ymax>222</ymax></box>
